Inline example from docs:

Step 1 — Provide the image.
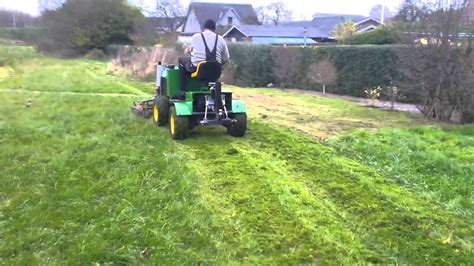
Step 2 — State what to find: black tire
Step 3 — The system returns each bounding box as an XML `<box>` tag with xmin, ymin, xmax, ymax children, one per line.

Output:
<box><xmin>169</xmin><ymin>106</ymin><xmax>189</xmax><ymax>140</ymax></box>
<box><xmin>153</xmin><ymin>96</ymin><xmax>169</xmax><ymax>126</ymax></box>
<box><xmin>228</xmin><ymin>113</ymin><xmax>247</xmax><ymax>137</ymax></box>
<box><xmin>143</xmin><ymin>110</ymin><xmax>152</xmax><ymax>119</ymax></box>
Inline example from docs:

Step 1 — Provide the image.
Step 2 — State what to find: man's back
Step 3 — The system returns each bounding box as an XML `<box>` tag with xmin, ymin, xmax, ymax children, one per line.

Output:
<box><xmin>191</xmin><ymin>31</ymin><xmax>229</xmax><ymax>66</ymax></box>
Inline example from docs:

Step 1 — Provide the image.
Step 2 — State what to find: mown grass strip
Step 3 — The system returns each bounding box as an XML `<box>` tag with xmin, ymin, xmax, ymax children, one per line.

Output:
<box><xmin>181</xmin><ymin>121</ymin><xmax>473</xmax><ymax>264</ymax></box>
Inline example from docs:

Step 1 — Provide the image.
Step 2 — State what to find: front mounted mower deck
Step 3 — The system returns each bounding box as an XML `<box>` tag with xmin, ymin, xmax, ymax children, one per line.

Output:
<box><xmin>132</xmin><ymin>64</ymin><xmax>247</xmax><ymax>140</ymax></box>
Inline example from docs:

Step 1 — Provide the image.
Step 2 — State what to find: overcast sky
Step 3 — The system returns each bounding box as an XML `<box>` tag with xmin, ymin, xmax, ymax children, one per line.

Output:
<box><xmin>1</xmin><ymin>0</ymin><xmax>406</xmax><ymax>18</ymax></box>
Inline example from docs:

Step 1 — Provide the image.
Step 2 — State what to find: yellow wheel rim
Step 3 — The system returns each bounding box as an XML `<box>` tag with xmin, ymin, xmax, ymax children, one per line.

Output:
<box><xmin>170</xmin><ymin>115</ymin><xmax>176</xmax><ymax>135</ymax></box>
<box><xmin>153</xmin><ymin>104</ymin><xmax>159</xmax><ymax>122</ymax></box>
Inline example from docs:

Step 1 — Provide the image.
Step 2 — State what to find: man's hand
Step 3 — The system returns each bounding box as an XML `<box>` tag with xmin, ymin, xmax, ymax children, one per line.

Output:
<box><xmin>182</xmin><ymin>44</ymin><xmax>192</xmax><ymax>55</ymax></box>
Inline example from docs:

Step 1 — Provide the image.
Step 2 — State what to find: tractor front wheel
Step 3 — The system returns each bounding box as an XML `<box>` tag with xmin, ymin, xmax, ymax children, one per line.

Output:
<box><xmin>153</xmin><ymin>96</ymin><xmax>169</xmax><ymax>126</ymax></box>
<box><xmin>169</xmin><ymin>106</ymin><xmax>189</xmax><ymax>140</ymax></box>
<box><xmin>228</xmin><ymin>113</ymin><xmax>247</xmax><ymax>137</ymax></box>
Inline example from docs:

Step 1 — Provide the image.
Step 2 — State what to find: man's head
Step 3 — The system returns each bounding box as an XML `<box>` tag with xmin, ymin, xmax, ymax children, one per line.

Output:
<box><xmin>203</xmin><ymin>19</ymin><xmax>216</xmax><ymax>31</ymax></box>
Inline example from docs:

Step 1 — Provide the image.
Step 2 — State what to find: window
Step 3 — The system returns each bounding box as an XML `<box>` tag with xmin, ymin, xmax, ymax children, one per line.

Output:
<box><xmin>228</xmin><ymin>17</ymin><xmax>233</xmax><ymax>25</ymax></box>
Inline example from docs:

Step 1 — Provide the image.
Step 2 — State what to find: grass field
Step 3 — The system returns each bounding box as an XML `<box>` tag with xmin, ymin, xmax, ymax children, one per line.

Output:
<box><xmin>1</xmin><ymin>46</ymin><xmax>473</xmax><ymax>264</ymax></box>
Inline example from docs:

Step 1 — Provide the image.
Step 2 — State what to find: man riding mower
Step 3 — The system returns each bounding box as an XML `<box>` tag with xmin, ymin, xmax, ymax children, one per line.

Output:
<box><xmin>131</xmin><ymin>19</ymin><xmax>247</xmax><ymax>140</ymax></box>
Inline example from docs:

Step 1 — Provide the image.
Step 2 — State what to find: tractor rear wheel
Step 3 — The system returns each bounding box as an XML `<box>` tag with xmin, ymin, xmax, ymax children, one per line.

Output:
<box><xmin>169</xmin><ymin>106</ymin><xmax>189</xmax><ymax>140</ymax></box>
<box><xmin>228</xmin><ymin>113</ymin><xmax>247</xmax><ymax>137</ymax></box>
<box><xmin>153</xmin><ymin>96</ymin><xmax>169</xmax><ymax>126</ymax></box>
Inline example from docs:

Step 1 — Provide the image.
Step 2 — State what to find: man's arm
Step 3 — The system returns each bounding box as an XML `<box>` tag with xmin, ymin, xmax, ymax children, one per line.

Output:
<box><xmin>220</xmin><ymin>36</ymin><xmax>230</xmax><ymax>65</ymax></box>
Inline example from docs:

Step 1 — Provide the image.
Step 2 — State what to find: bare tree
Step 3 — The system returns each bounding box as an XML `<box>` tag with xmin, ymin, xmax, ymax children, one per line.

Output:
<box><xmin>396</xmin><ymin>0</ymin><xmax>474</xmax><ymax>123</ymax></box>
<box><xmin>394</xmin><ymin>0</ymin><xmax>433</xmax><ymax>23</ymax></box>
<box><xmin>152</xmin><ymin>0</ymin><xmax>186</xmax><ymax>33</ymax></box>
<box><xmin>308</xmin><ymin>60</ymin><xmax>337</xmax><ymax>94</ymax></box>
<box><xmin>370</xmin><ymin>4</ymin><xmax>393</xmax><ymax>21</ymax></box>
<box><xmin>255</xmin><ymin>6</ymin><xmax>270</xmax><ymax>25</ymax></box>
<box><xmin>38</xmin><ymin>0</ymin><xmax>64</xmax><ymax>14</ymax></box>
<box><xmin>257</xmin><ymin>1</ymin><xmax>292</xmax><ymax>25</ymax></box>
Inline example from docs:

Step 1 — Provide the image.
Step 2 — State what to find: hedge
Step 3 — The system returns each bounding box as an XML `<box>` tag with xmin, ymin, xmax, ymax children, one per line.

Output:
<box><xmin>227</xmin><ymin>44</ymin><xmax>274</xmax><ymax>87</ymax></box>
<box><xmin>227</xmin><ymin>44</ymin><xmax>400</xmax><ymax>98</ymax></box>
<box><xmin>0</xmin><ymin>27</ymin><xmax>43</xmax><ymax>43</ymax></box>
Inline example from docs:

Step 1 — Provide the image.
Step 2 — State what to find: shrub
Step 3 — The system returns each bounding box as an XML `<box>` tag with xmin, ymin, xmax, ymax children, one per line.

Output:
<box><xmin>345</xmin><ymin>27</ymin><xmax>401</xmax><ymax>45</ymax></box>
<box><xmin>39</xmin><ymin>0</ymin><xmax>145</xmax><ymax>56</ymax></box>
<box><xmin>307</xmin><ymin>59</ymin><xmax>337</xmax><ymax>93</ymax></box>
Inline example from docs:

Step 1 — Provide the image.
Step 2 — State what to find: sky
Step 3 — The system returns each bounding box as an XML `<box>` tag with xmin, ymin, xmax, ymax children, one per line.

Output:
<box><xmin>0</xmin><ymin>0</ymin><xmax>406</xmax><ymax>18</ymax></box>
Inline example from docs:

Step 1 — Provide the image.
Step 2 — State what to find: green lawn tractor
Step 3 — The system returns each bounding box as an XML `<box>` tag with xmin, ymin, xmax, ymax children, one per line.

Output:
<box><xmin>132</xmin><ymin>62</ymin><xmax>247</xmax><ymax>139</ymax></box>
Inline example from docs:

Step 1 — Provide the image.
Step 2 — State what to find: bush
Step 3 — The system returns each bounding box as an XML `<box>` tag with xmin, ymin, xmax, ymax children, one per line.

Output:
<box><xmin>39</xmin><ymin>0</ymin><xmax>144</xmax><ymax>56</ymax></box>
<box><xmin>345</xmin><ymin>27</ymin><xmax>401</xmax><ymax>45</ymax></box>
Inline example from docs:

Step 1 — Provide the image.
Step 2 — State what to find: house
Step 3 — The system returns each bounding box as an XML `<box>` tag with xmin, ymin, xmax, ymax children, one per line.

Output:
<box><xmin>354</xmin><ymin>18</ymin><xmax>384</xmax><ymax>32</ymax></box>
<box><xmin>283</xmin><ymin>14</ymin><xmax>384</xmax><ymax>41</ymax></box>
<box><xmin>181</xmin><ymin>2</ymin><xmax>260</xmax><ymax>34</ymax></box>
<box><xmin>222</xmin><ymin>25</ymin><xmax>320</xmax><ymax>45</ymax></box>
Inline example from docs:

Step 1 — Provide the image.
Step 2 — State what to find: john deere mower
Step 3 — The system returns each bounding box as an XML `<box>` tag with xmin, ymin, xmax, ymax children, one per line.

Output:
<box><xmin>131</xmin><ymin>62</ymin><xmax>247</xmax><ymax>140</ymax></box>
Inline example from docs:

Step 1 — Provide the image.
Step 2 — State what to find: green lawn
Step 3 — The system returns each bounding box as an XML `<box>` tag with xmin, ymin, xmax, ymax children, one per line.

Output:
<box><xmin>1</xmin><ymin>46</ymin><xmax>472</xmax><ymax>264</ymax></box>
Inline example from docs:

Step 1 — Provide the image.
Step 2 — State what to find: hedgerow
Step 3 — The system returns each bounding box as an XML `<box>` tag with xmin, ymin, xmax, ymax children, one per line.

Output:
<box><xmin>227</xmin><ymin>44</ymin><xmax>401</xmax><ymax>99</ymax></box>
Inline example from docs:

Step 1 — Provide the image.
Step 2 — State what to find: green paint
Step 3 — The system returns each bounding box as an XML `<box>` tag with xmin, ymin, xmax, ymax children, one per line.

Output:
<box><xmin>185</xmin><ymin>91</ymin><xmax>207</xmax><ymax>101</ymax></box>
<box><xmin>173</xmin><ymin>101</ymin><xmax>193</xmax><ymax>116</ymax></box>
<box><xmin>164</xmin><ymin>68</ymin><xmax>208</xmax><ymax>97</ymax></box>
<box><xmin>231</xmin><ymin>100</ymin><xmax>246</xmax><ymax>113</ymax></box>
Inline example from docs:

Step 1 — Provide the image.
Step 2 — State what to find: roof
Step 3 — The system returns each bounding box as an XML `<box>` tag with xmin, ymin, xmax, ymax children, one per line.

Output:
<box><xmin>283</xmin><ymin>15</ymin><xmax>380</xmax><ymax>38</ymax></box>
<box><xmin>313</xmin><ymin>14</ymin><xmax>366</xmax><ymax>21</ymax></box>
<box><xmin>252</xmin><ymin>37</ymin><xmax>317</xmax><ymax>45</ymax></box>
<box><xmin>223</xmin><ymin>25</ymin><xmax>325</xmax><ymax>38</ymax></box>
<box><xmin>184</xmin><ymin>2</ymin><xmax>259</xmax><ymax>30</ymax></box>
<box><xmin>357</xmin><ymin>25</ymin><xmax>378</xmax><ymax>33</ymax></box>
<box><xmin>354</xmin><ymin>17</ymin><xmax>383</xmax><ymax>26</ymax></box>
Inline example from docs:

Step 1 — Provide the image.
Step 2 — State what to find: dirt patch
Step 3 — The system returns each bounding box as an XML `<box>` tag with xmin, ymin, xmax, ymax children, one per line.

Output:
<box><xmin>232</xmin><ymin>88</ymin><xmax>430</xmax><ymax>140</ymax></box>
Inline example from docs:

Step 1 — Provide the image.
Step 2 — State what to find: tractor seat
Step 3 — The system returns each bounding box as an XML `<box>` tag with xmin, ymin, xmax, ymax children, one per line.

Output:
<box><xmin>191</xmin><ymin>61</ymin><xmax>222</xmax><ymax>83</ymax></box>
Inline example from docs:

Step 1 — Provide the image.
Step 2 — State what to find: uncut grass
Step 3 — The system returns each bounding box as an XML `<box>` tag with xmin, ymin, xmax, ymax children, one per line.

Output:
<box><xmin>0</xmin><ymin>92</ymin><xmax>221</xmax><ymax>264</ymax></box>
<box><xmin>330</xmin><ymin>126</ymin><xmax>474</xmax><ymax>217</ymax></box>
<box><xmin>182</xmin><ymin>122</ymin><xmax>472</xmax><ymax>264</ymax></box>
<box><xmin>0</xmin><ymin>46</ymin><xmax>150</xmax><ymax>96</ymax></box>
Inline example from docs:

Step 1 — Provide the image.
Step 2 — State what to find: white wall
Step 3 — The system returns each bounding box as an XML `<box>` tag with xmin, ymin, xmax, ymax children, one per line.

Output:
<box><xmin>183</xmin><ymin>10</ymin><xmax>202</xmax><ymax>34</ymax></box>
<box><xmin>217</xmin><ymin>9</ymin><xmax>242</xmax><ymax>27</ymax></box>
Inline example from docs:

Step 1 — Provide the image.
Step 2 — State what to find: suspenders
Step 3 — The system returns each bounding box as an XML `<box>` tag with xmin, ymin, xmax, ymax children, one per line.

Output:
<box><xmin>200</xmin><ymin>33</ymin><xmax>219</xmax><ymax>62</ymax></box>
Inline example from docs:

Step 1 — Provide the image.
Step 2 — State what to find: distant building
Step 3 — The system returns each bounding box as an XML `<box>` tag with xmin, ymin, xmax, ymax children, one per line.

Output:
<box><xmin>283</xmin><ymin>14</ymin><xmax>384</xmax><ymax>41</ymax></box>
<box><xmin>354</xmin><ymin>18</ymin><xmax>384</xmax><ymax>32</ymax></box>
<box><xmin>223</xmin><ymin>25</ymin><xmax>321</xmax><ymax>45</ymax></box>
<box><xmin>181</xmin><ymin>2</ymin><xmax>260</xmax><ymax>34</ymax></box>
